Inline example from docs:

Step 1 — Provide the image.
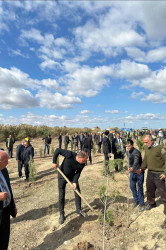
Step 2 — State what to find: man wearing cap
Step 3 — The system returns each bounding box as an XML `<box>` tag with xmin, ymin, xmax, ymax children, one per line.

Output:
<box><xmin>22</xmin><ymin>138</ymin><xmax>34</xmax><ymax>181</ymax></box>
<box><xmin>0</xmin><ymin>150</ymin><xmax>17</xmax><ymax>249</ymax></box>
<box><xmin>6</xmin><ymin>135</ymin><xmax>15</xmax><ymax>158</ymax></box>
<box><xmin>136</xmin><ymin>135</ymin><xmax>166</xmax><ymax>225</ymax></box>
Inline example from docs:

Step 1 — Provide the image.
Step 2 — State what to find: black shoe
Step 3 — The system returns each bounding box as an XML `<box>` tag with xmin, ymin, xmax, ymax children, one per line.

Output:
<box><xmin>132</xmin><ymin>201</ymin><xmax>139</xmax><ymax>209</ymax></box>
<box><xmin>145</xmin><ymin>203</ymin><xmax>156</xmax><ymax>210</ymax></box>
<box><xmin>77</xmin><ymin>210</ymin><xmax>87</xmax><ymax>217</ymax></box>
<box><xmin>59</xmin><ymin>214</ymin><xmax>66</xmax><ymax>224</ymax></box>
<box><xmin>139</xmin><ymin>204</ymin><xmax>145</xmax><ymax>212</ymax></box>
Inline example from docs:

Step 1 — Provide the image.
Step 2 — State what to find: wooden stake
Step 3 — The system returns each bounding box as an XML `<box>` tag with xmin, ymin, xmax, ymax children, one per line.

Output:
<box><xmin>57</xmin><ymin>168</ymin><xmax>95</xmax><ymax>212</ymax></box>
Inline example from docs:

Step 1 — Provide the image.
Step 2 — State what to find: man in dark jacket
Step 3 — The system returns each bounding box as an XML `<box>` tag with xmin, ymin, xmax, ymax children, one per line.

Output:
<box><xmin>64</xmin><ymin>133</ymin><xmax>70</xmax><ymax>150</ymax></box>
<box><xmin>82</xmin><ymin>133</ymin><xmax>93</xmax><ymax>165</ymax></box>
<box><xmin>112</xmin><ymin>132</ymin><xmax>124</xmax><ymax>172</ymax></box>
<box><xmin>22</xmin><ymin>139</ymin><xmax>34</xmax><ymax>181</ymax></box>
<box><xmin>0</xmin><ymin>150</ymin><xmax>17</xmax><ymax>249</ymax></box>
<box><xmin>73</xmin><ymin>132</ymin><xmax>79</xmax><ymax>152</ymax></box>
<box><xmin>6</xmin><ymin>135</ymin><xmax>15</xmax><ymax>158</ymax></box>
<box><xmin>42</xmin><ymin>135</ymin><xmax>52</xmax><ymax>156</ymax></box>
<box><xmin>58</xmin><ymin>134</ymin><xmax>62</xmax><ymax>149</ymax></box>
<box><xmin>103</xmin><ymin>130</ymin><xmax>112</xmax><ymax>161</ymax></box>
<box><xmin>53</xmin><ymin>149</ymin><xmax>87</xmax><ymax>224</ymax></box>
<box><xmin>16</xmin><ymin>140</ymin><xmax>25</xmax><ymax>178</ymax></box>
<box><xmin>126</xmin><ymin>139</ymin><xmax>144</xmax><ymax>211</ymax></box>
<box><xmin>96</xmin><ymin>132</ymin><xmax>103</xmax><ymax>153</ymax></box>
<box><xmin>79</xmin><ymin>132</ymin><xmax>84</xmax><ymax>150</ymax></box>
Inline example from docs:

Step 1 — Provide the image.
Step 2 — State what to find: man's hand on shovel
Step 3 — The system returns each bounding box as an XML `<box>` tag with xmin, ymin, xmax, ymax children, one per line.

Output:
<box><xmin>72</xmin><ymin>183</ymin><xmax>77</xmax><ymax>190</ymax></box>
<box><xmin>53</xmin><ymin>163</ymin><xmax>59</xmax><ymax>169</ymax></box>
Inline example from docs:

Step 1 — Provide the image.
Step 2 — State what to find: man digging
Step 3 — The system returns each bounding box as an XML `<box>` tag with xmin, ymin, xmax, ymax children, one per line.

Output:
<box><xmin>53</xmin><ymin>148</ymin><xmax>88</xmax><ymax>224</ymax></box>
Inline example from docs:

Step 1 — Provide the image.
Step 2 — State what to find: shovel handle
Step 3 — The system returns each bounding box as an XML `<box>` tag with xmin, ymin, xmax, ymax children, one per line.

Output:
<box><xmin>57</xmin><ymin>168</ymin><xmax>95</xmax><ymax>212</ymax></box>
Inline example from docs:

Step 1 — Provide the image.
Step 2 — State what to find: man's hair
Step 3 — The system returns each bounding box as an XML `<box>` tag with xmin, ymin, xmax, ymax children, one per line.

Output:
<box><xmin>116</xmin><ymin>132</ymin><xmax>120</xmax><ymax>135</ymax></box>
<box><xmin>143</xmin><ymin>135</ymin><xmax>153</xmax><ymax>141</ymax></box>
<box><xmin>127</xmin><ymin>139</ymin><xmax>133</xmax><ymax>145</ymax></box>
<box><xmin>77</xmin><ymin>151</ymin><xmax>87</xmax><ymax>158</ymax></box>
<box><xmin>105</xmin><ymin>130</ymin><xmax>109</xmax><ymax>136</ymax></box>
<box><xmin>84</xmin><ymin>132</ymin><xmax>88</xmax><ymax>136</ymax></box>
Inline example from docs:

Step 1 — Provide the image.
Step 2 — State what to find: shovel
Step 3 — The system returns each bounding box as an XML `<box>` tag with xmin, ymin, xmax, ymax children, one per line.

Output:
<box><xmin>57</xmin><ymin>168</ymin><xmax>95</xmax><ymax>212</ymax></box>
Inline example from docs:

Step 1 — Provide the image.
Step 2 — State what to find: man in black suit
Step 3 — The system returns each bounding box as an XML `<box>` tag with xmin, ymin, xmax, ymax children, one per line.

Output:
<box><xmin>96</xmin><ymin>132</ymin><xmax>103</xmax><ymax>153</ymax></box>
<box><xmin>58</xmin><ymin>134</ymin><xmax>62</xmax><ymax>148</ymax></box>
<box><xmin>53</xmin><ymin>149</ymin><xmax>87</xmax><ymax>224</ymax></box>
<box><xmin>103</xmin><ymin>130</ymin><xmax>112</xmax><ymax>161</ymax></box>
<box><xmin>82</xmin><ymin>133</ymin><xmax>93</xmax><ymax>165</ymax></box>
<box><xmin>0</xmin><ymin>150</ymin><xmax>17</xmax><ymax>249</ymax></box>
<box><xmin>112</xmin><ymin>132</ymin><xmax>124</xmax><ymax>172</ymax></box>
<box><xmin>64</xmin><ymin>133</ymin><xmax>70</xmax><ymax>150</ymax></box>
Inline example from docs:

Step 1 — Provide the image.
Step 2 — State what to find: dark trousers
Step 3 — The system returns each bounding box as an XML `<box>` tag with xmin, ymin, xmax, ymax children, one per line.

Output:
<box><xmin>130</xmin><ymin>172</ymin><xmax>144</xmax><ymax>205</ymax></box>
<box><xmin>24</xmin><ymin>163</ymin><xmax>29</xmax><ymax>180</ymax></box>
<box><xmin>98</xmin><ymin>142</ymin><xmax>102</xmax><ymax>153</ymax></box>
<box><xmin>84</xmin><ymin>148</ymin><xmax>92</xmax><ymax>164</ymax></box>
<box><xmin>59</xmin><ymin>141</ymin><xmax>62</xmax><ymax>149</ymax></box>
<box><xmin>0</xmin><ymin>207</ymin><xmax>10</xmax><ymax>250</ymax></box>
<box><xmin>18</xmin><ymin>161</ymin><xmax>23</xmax><ymax>177</ymax></box>
<box><xmin>58</xmin><ymin>177</ymin><xmax>81</xmax><ymax>215</ymax></box>
<box><xmin>146</xmin><ymin>171</ymin><xmax>166</xmax><ymax>214</ymax></box>
<box><xmin>74</xmin><ymin>143</ymin><xmax>78</xmax><ymax>152</ymax></box>
<box><xmin>114</xmin><ymin>152</ymin><xmax>123</xmax><ymax>172</ymax></box>
<box><xmin>80</xmin><ymin>141</ymin><xmax>83</xmax><ymax>150</ymax></box>
<box><xmin>8</xmin><ymin>147</ymin><xmax>13</xmax><ymax>158</ymax></box>
<box><xmin>64</xmin><ymin>143</ymin><xmax>68</xmax><ymax>150</ymax></box>
<box><xmin>104</xmin><ymin>153</ymin><xmax>109</xmax><ymax>161</ymax></box>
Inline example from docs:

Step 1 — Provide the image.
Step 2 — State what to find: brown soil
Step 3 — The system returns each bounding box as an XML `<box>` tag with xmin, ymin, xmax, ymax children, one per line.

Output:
<box><xmin>0</xmin><ymin>138</ymin><xmax>166</xmax><ymax>250</ymax></box>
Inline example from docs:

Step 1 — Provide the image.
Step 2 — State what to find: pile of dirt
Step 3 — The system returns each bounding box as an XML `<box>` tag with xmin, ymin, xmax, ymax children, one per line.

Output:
<box><xmin>73</xmin><ymin>241</ymin><xmax>95</xmax><ymax>250</ymax></box>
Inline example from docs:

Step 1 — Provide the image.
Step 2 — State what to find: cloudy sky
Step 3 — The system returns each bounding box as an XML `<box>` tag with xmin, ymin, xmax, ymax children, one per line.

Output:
<box><xmin>1</xmin><ymin>0</ymin><xmax>166</xmax><ymax>129</ymax></box>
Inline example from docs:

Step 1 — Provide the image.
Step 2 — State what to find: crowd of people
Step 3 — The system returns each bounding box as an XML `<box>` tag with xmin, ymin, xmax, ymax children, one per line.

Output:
<box><xmin>0</xmin><ymin>128</ymin><xmax>166</xmax><ymax>248</ymax></box>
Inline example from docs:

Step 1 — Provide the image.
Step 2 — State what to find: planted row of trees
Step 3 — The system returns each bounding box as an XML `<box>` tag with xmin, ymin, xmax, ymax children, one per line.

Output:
<box><xmin>0</xmin><ymin>124</ymin><xmax>94</xmax><ymax>142</ymax></box>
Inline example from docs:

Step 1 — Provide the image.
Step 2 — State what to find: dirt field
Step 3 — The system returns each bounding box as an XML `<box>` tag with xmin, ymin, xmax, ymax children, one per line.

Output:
<box><xmin>0</xmin><ymin>138</ymin><xmax>166</xmax><ymax>250</ymax></box>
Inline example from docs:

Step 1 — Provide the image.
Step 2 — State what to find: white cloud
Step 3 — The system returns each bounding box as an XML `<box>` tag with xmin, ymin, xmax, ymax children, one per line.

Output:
<box><xmin>105</xmin><ymin>110</ymin><xmax>120</xmax><ymax>114</ymax></box>
<box><xmin>140</xmin><ymin>1</ymin><xmax>166</xmax><ymax>40</ymax></box>
<box><xmin>126</xmin><ymin>47</ymin><xmax>166</xmax><ymax>63</ymax></box>
<box><xmin>65</xmin><ymin>65</ymin><xmax>113</xmax><ymax>97</ymax></box>
<box><xmin>131</xmin><ymin>92</ymin><xmax>166</xmax><ymax>104</ymax></box>
<box><xmin>41</xmin><ymin>78</ymin><xmax>59</xmax><ymax>91</ymax></box>
<box><xmin>0</xmin><ymin>88</ymin><xmax>39</xmax><ymax>109</ymax></box>
<box><xmin>79</xmin><ymin>110</ymin><xmax>89</xmax><ymax>114</ymax></box>
<box><xmin>0</xmin><ymin>66</ymin><xmax>40</xmax><ymax>89</ymax></box>
<box><xmin>36</xmin><ymin>90</ymin><xmax>82</xmax><ymax>110</ymax></box>
<box><xmin>115</xmin><ymin>60</ymin><xmax>150</xmax><ymax>80</ymax></box>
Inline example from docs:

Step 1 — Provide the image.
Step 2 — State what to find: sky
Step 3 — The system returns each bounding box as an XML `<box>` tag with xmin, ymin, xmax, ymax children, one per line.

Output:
<box><xmin>1</xmin><ymin>0</ymin><xmax>166</xmax><ymax>129</ymax></box>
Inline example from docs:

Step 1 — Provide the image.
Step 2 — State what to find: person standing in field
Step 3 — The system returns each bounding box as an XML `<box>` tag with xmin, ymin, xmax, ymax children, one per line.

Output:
<box><xmin>82</xmin><ymin>133</ymin><xmax>93</xmax><ymax>165</ymax></box>
<box><xmin>58</xmin><ymin>133</ymin><xmax>62</xmax><ymax>149</ymax></box>
<box><xmin>22</xmin><ymin>138</ymin><xmax>34</xmax><ymax>181</ymax></box>
<box><xmin>64</xmin><ymin>133</ymin><xmax>70</xmax><ymax>150</ymax></box>
<box><xmin>16</xmin><ymin>139</ymin><xmax>25</xmax><ymax>178</ymax></box>
<box><xmin>126</xmin><ymin>139</ymin><xmax>144</xmax><ymax>212</ymax></box>
<box><xmin>136</xmin><ymin>135</ymin><xmax>166</xmax><ymax>225</ymax></box>
<box><xmin>112</xmin><ymin>132</ymin><xmax>124</xmax><ymax>172</ymax></box>
<box><xmin>6</xmin><ymin>135</ymin><xmax>15</xmax><ymax>158</ymax></box>
<box><xmin>0</xmin><ymin>150</ymin><xmax>17</xmax><ymax>249</ymax></box>
<box><xmin>42</xmin><ymin>135</ymin><xmax>52</xmax><ymax>156</ymax></box>
<box><xmin>103</xmin><ymin>130</ymin><xmax>111</xmax><ymax>162</ymax></box>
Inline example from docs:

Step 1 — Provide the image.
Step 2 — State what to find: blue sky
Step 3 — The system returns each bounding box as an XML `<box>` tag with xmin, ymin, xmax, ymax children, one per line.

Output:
<box><xmin>1</xmin><ymin>1</ymin><xmax>166</xmax><ymax>129</ymax></box>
